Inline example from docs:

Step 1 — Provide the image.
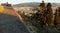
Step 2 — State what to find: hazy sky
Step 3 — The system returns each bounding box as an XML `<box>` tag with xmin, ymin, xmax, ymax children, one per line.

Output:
<box><xmin>0</xmin><ymin>0</ymin><xmax>60</xmax><ymax>4</ymax></box>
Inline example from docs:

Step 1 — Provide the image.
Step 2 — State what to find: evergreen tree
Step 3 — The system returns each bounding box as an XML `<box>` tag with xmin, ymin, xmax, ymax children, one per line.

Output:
<box><xmin>32</xmin><ymin>1</ymin><xmax>46</xmax><ymax>29</ymax></box>
<box><xmin>46</xmin><ymin>3</ymin><xmax>54</xmax><ymax>27</ymax></box>
<box><xmin>54</xmin><ymin>7</ymin><xmax>60</xmax><ymax>28</ymax></box>
<box><xmin>54</xmin><ymin>9</ymin><xmax>59</xmax><ymax>27</ymax></box>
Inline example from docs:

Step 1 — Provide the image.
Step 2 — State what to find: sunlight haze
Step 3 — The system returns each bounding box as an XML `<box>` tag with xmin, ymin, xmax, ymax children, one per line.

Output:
<box><xmin>0</xmin><ymin>0</ymin><xmax>60</xmax><ymax>4</ymax></box>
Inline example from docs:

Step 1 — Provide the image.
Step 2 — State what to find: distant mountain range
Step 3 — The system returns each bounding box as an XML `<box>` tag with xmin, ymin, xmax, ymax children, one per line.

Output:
<box><xmin>13</xmin><ymin>2</ymin><xmax>60</xmax><ymax>13</ymax></box>
<box><xmin>14</xmin><ymin>2</ymin><xmax>60</xmax><ymax>7</ymax></box>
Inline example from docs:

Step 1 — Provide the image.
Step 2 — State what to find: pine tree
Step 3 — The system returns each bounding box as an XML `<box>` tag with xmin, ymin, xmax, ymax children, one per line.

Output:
<box><xmin>46</xmin><ymin>3</ymin><xmax>54</xmax><ymax>27</ymax></box>
<box><xmin>31</xmin><ymin>1</ymin><xmax>46</xmax><ymax>29</ymax></box>
<box><xmin>35</xmin><ymin>0</ymin><xmax>46</xmax><ymax>28</ymax></box>
<box><xmin>55</xmin><ymin>7</ymin><xmax>60</xmax><ymax>28</ymax></box>
<box><xmin>54</xmin><ymin>9</ymin><xmax>59</xmax><ymax>27</ymax></box>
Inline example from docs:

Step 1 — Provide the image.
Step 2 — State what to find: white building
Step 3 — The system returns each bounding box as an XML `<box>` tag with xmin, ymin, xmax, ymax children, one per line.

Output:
<box><xmin>18</xmin><ymin>7</ymin><xmax>35</xmax><ymax>16</ymax></box>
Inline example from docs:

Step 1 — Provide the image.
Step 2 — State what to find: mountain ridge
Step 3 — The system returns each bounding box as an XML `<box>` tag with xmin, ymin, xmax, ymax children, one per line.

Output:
<box><xmin>13</xmin><ymin>2</ymin><xmax>60</xmax><ymax>13</ymax></box>
<box><xmin>14</xmin><ymin>2</ymin><xmax>60</xmax><ymax>7</ymax></box>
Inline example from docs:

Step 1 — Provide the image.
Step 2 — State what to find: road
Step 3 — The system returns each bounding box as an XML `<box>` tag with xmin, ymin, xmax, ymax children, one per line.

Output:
<box><xmin>0</xmin><ymin>4</ymin><xmax>32</xmax><ymax>33</ymax></box>
<box><xmin>0</xmin><ymin>14</ymin><xmax>29</xmax><ymax>33</ymax></box>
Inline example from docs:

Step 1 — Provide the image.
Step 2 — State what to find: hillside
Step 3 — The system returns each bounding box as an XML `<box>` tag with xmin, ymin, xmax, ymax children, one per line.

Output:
<box><xmin>14</xmin><ymin>2</ymin><xmax>60</xmax><ymax>7</ymax></box>
<box><xmin>13</xmin><ymin>2</ymin><xmax>60</xmax><ymax>33</ymax></box>
<box><xmin>13</xmin><ymin>2</ymin><xmax>60</xmax><ymax>13</ymax></box>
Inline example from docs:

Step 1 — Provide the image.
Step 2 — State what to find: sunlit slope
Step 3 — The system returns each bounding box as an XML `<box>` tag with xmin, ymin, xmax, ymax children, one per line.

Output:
<box><xmin>0</xmin><ymin>5</ymin><xmax>19</xmax><ymax>17</ymax></box>
<box><xmin>0</xmin><ymin>5</ymin><xmax>4</xmax><ymax>13</ymax></box>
